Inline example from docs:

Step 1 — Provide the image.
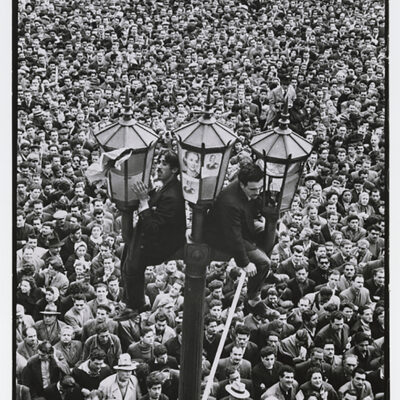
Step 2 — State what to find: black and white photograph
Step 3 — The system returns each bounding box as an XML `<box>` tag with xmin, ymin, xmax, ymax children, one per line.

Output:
<box><xmin>11</xmin><ymin>0</ymin><xmax>391</xmax><ymax>399</ymax></box>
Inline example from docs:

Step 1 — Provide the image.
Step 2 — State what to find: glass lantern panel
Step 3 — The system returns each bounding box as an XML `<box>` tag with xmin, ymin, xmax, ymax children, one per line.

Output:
<box><xmin>266</xmin><ymin>162</ymin><xmax>286</xmax><ymax>177</ymax></box>
<box><xmin>125</xmin><ymin>152</ymin><xmax>146</xmax><ymax>176</ymax></box>
<box><xmin>180</xmin><ymin>148</ymin><xmax>201</xmax><ymax>179</ymax></box>
<box><xmin>280</xmin><ymin>171</ymin><xmax>301</xmax><ymax>211</ymax></box>
<box><xmin>215</xmin><ymin>149</ymin><xmax>232</xmax><ymax>197</ymax></box>
<box><xmin>181</xmin><ymin>172</ymin><xmax>200</xmax><ymax>203</ymax></box>
<box><xmin>108</xmin><ymin>169</ymin><xmax>142</xmax><ymax>202</ymax></box>
<box><xmin>143</xmin><ymin>145</ymin><xmax>156</xmax><ymax>187</ymax></box>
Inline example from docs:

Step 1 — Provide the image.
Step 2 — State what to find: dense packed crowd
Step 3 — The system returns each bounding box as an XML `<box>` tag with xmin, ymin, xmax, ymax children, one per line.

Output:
<box><xmin>16</xmin><ymin>0</ymin><xmax>386</xmax><ymax>399</ymax></box>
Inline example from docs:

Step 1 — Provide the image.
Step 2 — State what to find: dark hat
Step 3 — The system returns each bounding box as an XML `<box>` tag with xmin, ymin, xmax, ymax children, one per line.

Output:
<box><xmin>253</xmin><ymin>301</ymin><xmax>269</xmax><ymax>318</ymax></box>
<box><xmin>48</xmin><ymin>238</ymin><xmax>62</xmax><ymax>248</ymax></box>
<box><xmin>208</xmin><ymin>279</ymin><xmax>223</xmax><ymax>290</ymax></box>
<box><xmin>354</xmin><ymin>332</ymin><xmax>372</xmax><ymax>344</ymax></box>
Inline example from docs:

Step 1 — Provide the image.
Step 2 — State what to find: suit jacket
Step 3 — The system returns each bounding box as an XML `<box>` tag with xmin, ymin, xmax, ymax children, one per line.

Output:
<box><xmin>15</xmin><ymin>383</ymin><xmax>31</xmax><ymax>400</ymax></box>
<box><xmin>338</xmin><ymin>380</ymin><xmax>374</xmax><ymax>399</ymax></box>
<box><xmin>124</xmin><ymin>175</ymin><xmax>186</xmax><ymax>266</ymax></box>
<box><xmin>252</xmin><ymin>361</ymin><xmax>283</xmax><ymax>400</ymax></box>
<box><xmin>314</xmin><ymin>324</ymin><xmax>351</xmax><ymax>355</ymax></box>
<box><xmin>216</xmin><ymin>357</ymin><xmax>252</xmax><ymax>381</ymax></box>
<box><xmin>64</xmin><ymin>305</ymin><xmax>94</xmax><ymax>336</ymax></box>
<box><xmin>17</xmin><ymin>340</ymin><xmax>39</xmax><ymax>360</ymax></box>
<box><xmin>118</xmin><ymin>319</ymin><xmax>141</xmax><ymax>352</ymax></box>
<box><xmin>34</xmin><ymin>320</ymin><xmax>68</xmax><ymax>345</ymax></box>
<box><xmin>99</xmin><ymin>373</ymin><xmax>141</xmax><ymax>400</ymax></box>
<box><xmin>339</xmin><ymin>287</ymin><xmax>372</xmax><ymax>308</ymax></box>
<box><xmin>222</xmin><ymin>342</ymin><xmax>260</xmax><ymax>367</ymax></box>
<box><xmin>43</xmin><ymin>382</ymin><xmax>84</xmax><ymax>400</ymax></box>
<box><xmin>204</xmin><ymin>180</ymin><xmax>261</xmax><ymax>267</ymax></box>
<box><xmin>261</xmin><ymin>381</ymin><xmax>298</xmax><ymax>400</ymax></box>
<box><xmin>54</xmin><ymin>340</ymin><xmax>83</xmax><ymax>368</ymax></box>
<box><xmin>285</xmin><ymin>278</ymin><xmax>316</xmax><ymax>305</ymax></box>
<box><xmin>277</xmin><ymin>259</ymin><xmax>298</xmax><ymax>279</ymax></box>
<box><xmin>21</xmin><ymin>355</ymin><xmax>62</xmax><ymax>398</ymax></box>
<box><xmin>272</xmin><ymin>243</ymin><xmax>292</xmax><ymax>262</ymax></box>
<box><xmin>81</xmin><ymin>318</ymin><xmax>119</xmax><ymax>344</ymax></box>
<box><xmin>82</xmin><ymin>334</ymin><xmax>122</xmax><ymax>367</ymax></box>
<box><xmin>295</xmin><ymin>359</ymin><xmax>332</xmax><ymax>385</ymax></box>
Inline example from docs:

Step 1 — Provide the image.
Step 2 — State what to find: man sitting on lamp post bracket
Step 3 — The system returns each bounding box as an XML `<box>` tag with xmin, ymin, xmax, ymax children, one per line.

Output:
<box><xmin>121</xmin><ymin>150</ymin><xmax>186</xmax><ymax>313</ymax></box>
<box><xmin>205</xmin><ymin>163</ymin><xmax>271</xmax><ymax>307</ymax></box>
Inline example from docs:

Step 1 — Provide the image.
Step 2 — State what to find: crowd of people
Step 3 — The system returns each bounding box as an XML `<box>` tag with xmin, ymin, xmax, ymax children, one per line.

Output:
<box><xmin>16</xmin><ymin>0</ymin><xmax>386</xmax><ymax>399</ymax></box>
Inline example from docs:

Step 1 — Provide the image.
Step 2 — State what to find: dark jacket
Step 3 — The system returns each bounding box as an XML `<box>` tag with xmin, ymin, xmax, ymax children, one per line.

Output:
<box><xmin>133</xmin><ymin>175</ymin><xmax>186</xmax><ymax>265</ymax></box>
<box><xmin>21</xmin><ymin>355</ymin><xmax>62</xmax><ymax>398</ymax></box>
<box><xmin>314</xmin><ymin>324</ymin><xmax>351</xmax><ymax>355</ymax></box>
<box><xmin>252</xmin><ymin>361</ymin><xmax>283</xmax><ymax>400</ymax></box>
<box><xmin>43</xmin><ymin>382</ymin><xmax>84</xmax><ymax>400</ymax></box>
<box><xmin>15</xmin><ymin>383</ymin><xmax>31</xmax><ymax>400</ymax></box>
<box><xmin>204</xmin><ymin>180</ymin><xmax>261</xmax><ymax>267</ymax></box>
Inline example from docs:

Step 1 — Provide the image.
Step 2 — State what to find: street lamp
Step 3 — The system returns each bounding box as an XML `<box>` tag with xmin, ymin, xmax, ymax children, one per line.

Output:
<box><xmin>174</xmin><ymin>95</ymin><xmax>237</xmax><ymax>400</ymax></box>
<box><xmin>93</xmin><ymin>91</ymin><xmax>159</xmax><ymax>212</ymax></box>
<box><xmin>250</xmin><ymin>99</ymin><xmax>313</xmax><ymax>253</ymax></box>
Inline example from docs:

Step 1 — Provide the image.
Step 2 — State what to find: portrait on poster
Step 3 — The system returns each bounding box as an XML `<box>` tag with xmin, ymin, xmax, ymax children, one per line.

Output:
<box><xmin>202</xmin><ymin>153</ymin><xmax>222</xmax><ymax>177</ymax></box>
<box><xmin>181</xmin><ymin>172</ymin><xmax>199</xmax><ymax>203</ymax></box>
<box><xmin>182</xmin><ymin>150</ymin><xmax>201</xmax><ymax>178</ymax></box>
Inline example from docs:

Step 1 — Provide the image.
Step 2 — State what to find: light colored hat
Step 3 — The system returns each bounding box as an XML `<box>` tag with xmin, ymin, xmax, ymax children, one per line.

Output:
<box><xmin>114</xmin><ymin>354</ymin><xmax>137</xmax><ymax>371</ymax></box>
<box><xmin>74</xmin><ymin>241</ymin><xmax>88</xmax><ymax>252</ymax></box>
<box><xmin>225</xmin><ymin>381</ymin><xmax>250</xmax><ymax>399</ymax></box>
<box><xmin>40</xmin><ymin>304</ymin><xmax>61</xmax><ymax>315</ymax></box>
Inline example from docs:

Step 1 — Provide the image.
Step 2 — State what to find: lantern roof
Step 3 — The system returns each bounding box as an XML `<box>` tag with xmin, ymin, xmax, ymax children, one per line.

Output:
<box><xmin>94</xmin><ymin>89</ymin><xmax>158</xmax><ymax>151</ymax></box>
<box><xmin>174</xmin><ymin>91</ymin><xmax>237</xmax><ymax>150</ymax></box>
<box><xmin>250</xmin><ymin>98</ymin><xmax>312</xmax><ymax>162</ymax></box>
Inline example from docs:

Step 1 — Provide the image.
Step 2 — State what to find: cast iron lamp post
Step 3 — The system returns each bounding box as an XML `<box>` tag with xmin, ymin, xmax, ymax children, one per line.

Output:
<box><xmin>173</xmin><ymin>96</ymin><xmax>237</xmax><ymax>400</ymax></box>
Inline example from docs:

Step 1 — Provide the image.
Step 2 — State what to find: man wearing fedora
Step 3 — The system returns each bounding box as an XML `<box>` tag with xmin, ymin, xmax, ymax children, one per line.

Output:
<box><xmin>34</xmin><ymin>304</ymin><xmax>68</xmax><ymax>345</ymax></box>
<box><xmin>223</xmin><ymin>380</ymin><xmax>252</xmax><ymax>400</ymax></box>
<box><xmin>99</xmin><ymin>353</ymin><xmax>141</xmax><ymax>400</ymax></box>
<box><xmin>36</xmin><ymin>256</ymin><xmax>69</xmax><ymax>296</ymax></box>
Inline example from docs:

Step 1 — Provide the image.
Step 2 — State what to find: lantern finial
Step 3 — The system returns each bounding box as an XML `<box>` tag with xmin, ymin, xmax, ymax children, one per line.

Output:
<box><xmin>123</xmin><ymin>88</ymin><xmax>133</xmax><ymax>121</ymax></box>
<box><xmin>203</xmin><ymin>88</ymin><xmax>213</xmax><ymax>120</ymax></box>
<box><xmin>278</xmin><ymin>96</ymin><xmax>290</xmax><ymax>129</ymax></box>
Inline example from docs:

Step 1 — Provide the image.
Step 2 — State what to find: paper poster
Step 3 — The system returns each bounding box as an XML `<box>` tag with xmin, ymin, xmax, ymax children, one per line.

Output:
<box><xmin>202</xmin><ymin>153</ymin><xmax>222</xmax><ymax>177</ymax></box>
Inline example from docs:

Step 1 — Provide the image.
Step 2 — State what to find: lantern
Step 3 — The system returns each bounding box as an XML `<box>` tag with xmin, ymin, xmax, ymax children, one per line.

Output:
<box><xmin>250</xmin><ymin>99</ymin><xmax>313</xmax><ymax>212</ymax></box>
<box><xmin>173</xmin><ymin>96</ymin><xmax>238</xmax><ymax>205</ymax></box>
<box><xmin>93</xmin><ymin>92</ymin><xmax>159</xmax><ymax>211</ymax></box>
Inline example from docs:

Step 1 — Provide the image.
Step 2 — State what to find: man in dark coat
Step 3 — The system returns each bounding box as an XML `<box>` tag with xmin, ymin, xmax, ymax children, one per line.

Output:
<box><xmin>252</xmin><ymin>346</ymin><xmax>283</xmax><ymax>400</ymax></box>
<box><xmin>315</xmin><ymin>311</ymin><xmax>351</xmax><ymax>354</ymax></box>
<box><xmin>121</xmin><ymin>150</ymin><xmax>186</xmax><ymax>311</ymax></box>
<box><xmin>43</xmin><ymin>375</ymin><xmax>84</xmax><ymax>400</ymax></box>
<box><xmin>21</xmin><ymin>341</ymin><xmax>63</xmax><ymax>399</ymax></box>
<box><xmin>204</xmin><ymin>163</ymin><xmax>270</xmax><ymax>305</ymax></box>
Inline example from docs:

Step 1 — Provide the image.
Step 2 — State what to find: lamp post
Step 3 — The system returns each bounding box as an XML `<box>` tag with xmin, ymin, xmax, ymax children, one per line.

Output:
<box><xmin>174</xmin><ymin>95</ymin><xmax>237</xmax><ymax>400</ymax></box>
<box><xmin>93</xmin><ymin>90</ymin><xmax>159</xmax><ymax>212</ymax></box>
<box><xmin>93</xmin><ymin>90</ymin><xmax>159</xmax><ymax>309</ymax></box>
<box><xmin>250</xmin><ymin>99</ymin><xmax>313</xmax><ymax>253</ymax></box>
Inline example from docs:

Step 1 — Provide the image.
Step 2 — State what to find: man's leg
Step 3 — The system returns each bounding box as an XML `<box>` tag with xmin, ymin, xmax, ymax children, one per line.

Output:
<box><xmin>246</xmin><ymin>247</ymin><xmax>271</xmax><ymax>300</ymax></box>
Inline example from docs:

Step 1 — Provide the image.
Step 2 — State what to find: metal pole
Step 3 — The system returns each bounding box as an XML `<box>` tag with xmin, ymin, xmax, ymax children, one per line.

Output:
<box><xmin>179</xmin><ymin>204</ymin><xmax>210</xmax><ymax>400</ymax></box>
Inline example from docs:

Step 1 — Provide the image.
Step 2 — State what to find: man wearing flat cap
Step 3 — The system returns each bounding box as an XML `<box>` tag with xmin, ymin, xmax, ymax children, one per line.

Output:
<box><xmin>99</xmin><ymin>353</ymin><xmax>141</xmax><ymax>399</ymax></box>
